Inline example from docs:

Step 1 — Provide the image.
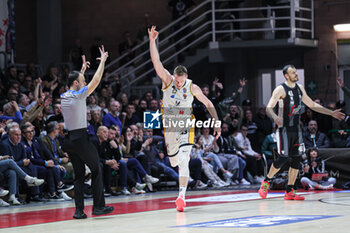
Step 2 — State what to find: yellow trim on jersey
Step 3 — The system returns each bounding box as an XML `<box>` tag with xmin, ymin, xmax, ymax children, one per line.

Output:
<box><xmin>188</xmin><ymin>114</ymin><xmax>195</xmax><ymax>144</ymax></box>
<box><xmin>161</xmin><ymin>78</ymin><xmax>173</xmax><ymax>91</ymax></box>
<box><xmin>189</xmin><ymin>80</ymin><xmax>194</xmax><ymax>96</ymax></box>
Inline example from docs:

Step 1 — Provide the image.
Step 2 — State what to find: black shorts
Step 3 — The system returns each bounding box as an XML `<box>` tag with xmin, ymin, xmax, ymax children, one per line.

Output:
<box><xmin>276</xmin><ymin>126</ymin><xmax>303</xmax><ymax>157</ymax></box>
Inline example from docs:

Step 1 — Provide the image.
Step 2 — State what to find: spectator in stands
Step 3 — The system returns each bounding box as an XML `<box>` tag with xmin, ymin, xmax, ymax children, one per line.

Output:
<box><xmin>90</xmin><ymin>109</ymin><xmax>103</xmax><ymax>134</ymax></box>
<box><xmin>143</xmin><ymin>91</ymin><xmax>153</xmax><ymax>106</ymax></box>
<box><xmin>300</xmin><ymin>148</ymin><xmax>336</xmax><ymax>190</ymax></box>
<box><xmin>253</xmin><ymin>105</ymin><xmax>273</xmax><ymax>151</ymax></box>
<box><xmin>32</xmin><ymin>111</ymin><xmax>46</xmax><ymax>137</ymax></box>
<box><xmin>234</xmin><ymin>124</ymin><xmax>264</xmax><ymax>184</ymax></box>
<box><xmin>41</xmin><ymin>121</ymin><xmax>73</xmax><ymax>176</ymax></box>
<box><xmin>18</xmin><ymin>94</ymin><xmax>33</xmax><ymax>112</ymax></box>
<box><xmin>216</xmin><ymin>78</ymin><xmax>246</xmax><ymax>120</ymax></box>
<box><xmin>223</xmin><ymin>104</ymin><xmax>243</xmax><ymax>128</ymax></box>
<box><xmin>192</xmin><ymin>136</ymin><xmax>228</xmax><ymax>188</ymax></box>
<box><xmin>242</xmin><ymin>109</ymin><xmax>259</xmax><ymax>152</ymax></box>
<box><xmin>261</xmin><ymin>124</ymin><xmax>278</xmax><ymax>168</ymax></box>
<box><xmin>87</xmin><ymin>95</ymin><xmax>101</xmax><ymax>112</ymax></box>
<box><xmin>26</xmin><ymin>62</ymin><xmax>38</xmax><ymax>80</ymax></box>
<box><xmin>0</xmin><ymin>127</ymin><xmax>46</xmax><ymax>202</ymax></box>
<box><xmin>1</xmin><ymin>101</ymin><xmax>23</xmax><ymax>123</ymax></box>
<box><xmin>20</xmin><ymin>75</ymin><xmax>34</xmax><ymax>93</ymax></box>
<box><xmin>41</xmin><ymin>64</ymin><xmax>59</xmax><ymax>92</ymax></box>
<box><xmin>141</xmin><ymin>128</ymin><xmax>165</xmax><ymax>179</ymax></box>
<box><xmin>136</xmin><ymin>99</ymin><xmax>148</xmax><ymax>121</ymax></box>
<box><xmin>122</xmin><ymin>104</ymin><xmax>140</xmax><ymax>128</ymax></box>
<box><xmin>216</xmin><ymin>123</ymin><xmax>249</xmax><ymax>185</ymax></box>
<box><xmin>4</xmin><ymin>66</ymin><xmax>18</xmax><ymax>90</ymax></box>
<box><xmin>0</xmin><ymin>155</ymin><xmax>44</xmax><ymax>205</ymax></box>
<box><xmin>329</xmin><ymin>100</ymin><xmax>349</xmax><ymax>147</ymax></box>
<box><xmin>102</xmin><ymin>100</ymin><xmax>122</xmax><ymax>134</ymax></box>
<box><xmin>303</xmin><ymin>120</ymin><xmax>330</xmax><ymax>149</ymax></box>
<box><xmin>121</xmin><ymin>127</ymin><xmax>159</xmax><ymax>190</ymax></box>
<box><xmin>149</xmin><ymin>99</ymin><xmax>160</xmax><ymax>112</ymax></box>
<box><xmin>93</xmin><ymin>126</ymin><xmax>128</xmax><ymax>195</ymax></box>
<box><xmin>200</xmin><ymin>128</ymin><xmax>233</xmax><ymax>180</ymax></box>
<box><xmin>46</xmin><ymin>103</ymin><xmax>64</xmax><ymax>124</ymax></box>
<box><xmin>21</xmin><ymin>123</ymin><xmax>72</xmax><ymax>201</ymax></box>
<box><xmin>110</xmin><ymin>126</ymin><xmax>147</xmax><ymax>194</ymax></box>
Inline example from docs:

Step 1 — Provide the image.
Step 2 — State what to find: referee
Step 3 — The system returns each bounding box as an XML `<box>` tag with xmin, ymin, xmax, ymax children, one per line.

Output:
<box><xmin>61</xmin><ymin>46</ymin><xmax>114</xmax><ymax>219</ymax></box>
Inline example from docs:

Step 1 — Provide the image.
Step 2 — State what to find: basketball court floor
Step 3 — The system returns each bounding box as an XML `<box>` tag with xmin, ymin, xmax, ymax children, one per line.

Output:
<box><xmin>0</xmin><ymin>188</ymin><xmax>349</xmax><ymax>232</ymax></box>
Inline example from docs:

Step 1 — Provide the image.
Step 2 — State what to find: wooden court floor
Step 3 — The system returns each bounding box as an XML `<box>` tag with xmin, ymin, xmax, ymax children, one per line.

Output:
<box><xmin>0</xmin><ymin>189</ymin><xmax>349</xmax><ymax>233</ymax></box>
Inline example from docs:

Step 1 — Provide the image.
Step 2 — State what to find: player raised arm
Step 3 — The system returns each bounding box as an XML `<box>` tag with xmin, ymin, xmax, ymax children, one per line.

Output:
<box><xmin>266</xmin><ymin>85</ymin><xmax>285</xmax><ymax>127</ymax></box>
<box><xmin>191</xmin><ymin>84</ymin><xmax>221</xmax><ymax>139</ymax></box>
<box><xmin>88</xmin><ymin>45</ymin><xmax>109</xmax><ymax>95</ymax></box>
<box><xmin>148</xmin><ymin>26</ymin><xmax>172</xmax><ymax>88</ymax></box>
<box><xmin>298</xmin><ymin>84</ymin><xmax>345</xmax><ymax>120</ymax></box>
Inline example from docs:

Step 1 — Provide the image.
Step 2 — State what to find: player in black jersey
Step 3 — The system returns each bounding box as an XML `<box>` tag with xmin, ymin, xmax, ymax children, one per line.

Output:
<box><xmin>258</xmin><ymin>65</ymin><xmax>345</xmax><ymax>200</ymax></box>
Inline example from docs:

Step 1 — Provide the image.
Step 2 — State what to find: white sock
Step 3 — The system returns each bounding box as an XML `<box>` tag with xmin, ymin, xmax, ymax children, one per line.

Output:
<box><xmin>179</xmin><ymin>186</ymin><xmax>187</xmax><ymax>199</ymax></box>
<box><xmin>24</xmin><ymin>175</ymin><xmax>33</xmax><ymax>183</ymax></box>
<box><xmin>9</xmin><ymin>194</ymin><xmax>16</xmax><ymax>200</ymax></box>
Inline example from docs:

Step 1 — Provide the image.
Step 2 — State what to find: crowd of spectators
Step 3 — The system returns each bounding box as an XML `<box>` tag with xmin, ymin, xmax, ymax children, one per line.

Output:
<box><xmin>0</xmin><ymin>0</ymin><xmax>349</xmax><ymax>207</ymax></box>
<box><xmin>1</xmin><ymin>61</ymin><xmax>349</xmax><ymax>208</ymax></box>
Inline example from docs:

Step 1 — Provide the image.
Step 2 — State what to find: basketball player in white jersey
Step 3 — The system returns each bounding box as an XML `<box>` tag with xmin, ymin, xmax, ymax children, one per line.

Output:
<box><xmin>149</xmin><ymin>26</ymin><xmax>221</xmax><ymax>212</ymax></box>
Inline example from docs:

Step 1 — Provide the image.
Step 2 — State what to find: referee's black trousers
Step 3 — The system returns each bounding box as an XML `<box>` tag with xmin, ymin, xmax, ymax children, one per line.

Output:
<box><xmin>63</xmin><ymin>128</ymin><xmax>105</xmax><ymax>210</ymax></box>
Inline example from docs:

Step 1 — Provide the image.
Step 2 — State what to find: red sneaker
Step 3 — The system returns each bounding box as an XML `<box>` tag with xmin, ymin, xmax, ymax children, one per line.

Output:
<box><xmin>284</xmin><ymin>189</ymin><xmax>305</xmax><ymax>200</ymax></box>
<box><xmin>258</xmin><ymin>180</ymin><xmax>270</xmax><ymax>199</ymax></box>
<box><xmin>176</xmin><ymin>195</ymin><xmax>186</xmax><ymax>212</ymax></box>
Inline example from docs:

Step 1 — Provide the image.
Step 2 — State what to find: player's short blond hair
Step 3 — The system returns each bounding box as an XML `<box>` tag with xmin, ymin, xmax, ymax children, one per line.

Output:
<box><xmin>174</xmin><ymin>65</ymin><xmax>188</xmax><ymax>76</ymax></box>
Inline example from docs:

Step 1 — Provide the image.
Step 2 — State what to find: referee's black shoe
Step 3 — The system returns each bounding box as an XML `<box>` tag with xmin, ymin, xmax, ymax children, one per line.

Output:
<box><xmin>73</xmin><ymin>209</ymin><xmax>87</xmax><ymax>219</ymax></box>
<box><xmin>92</xmin><ymin>206</ymin><xmax>114</xmax><ymax>216</ymax></box>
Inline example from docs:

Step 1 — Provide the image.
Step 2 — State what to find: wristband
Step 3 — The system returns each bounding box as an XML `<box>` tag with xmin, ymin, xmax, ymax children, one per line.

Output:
<box><xmin>45</xmin><ymin>161</ymin><xmax>48</xmax><ymax>167</ymax></box>
<box><xmin>59</xmin><ymin>158</ymin><xmax>62</xmax><ymax>164</ymax></box>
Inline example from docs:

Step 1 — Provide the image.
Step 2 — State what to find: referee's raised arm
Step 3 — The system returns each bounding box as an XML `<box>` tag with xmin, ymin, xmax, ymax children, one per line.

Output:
<box><xmin>88</xmin><ymin>45</ymin><xmax>109</xmax><ymax>95</ymax></box>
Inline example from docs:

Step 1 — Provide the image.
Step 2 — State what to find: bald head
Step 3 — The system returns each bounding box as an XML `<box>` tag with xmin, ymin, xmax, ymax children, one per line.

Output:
<box><xmin>9</xmin><ymin>127</ymin><xmax>21</xmax><ymax>145</ymax></box>
<box><xmin>97</xmin><ymin>126</ymin><xmax>108</xmax><ymax>142</ymax></box>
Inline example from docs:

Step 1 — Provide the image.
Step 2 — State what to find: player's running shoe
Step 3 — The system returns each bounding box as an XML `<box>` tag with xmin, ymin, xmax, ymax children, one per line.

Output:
<box><xmin>175</xmin><ymin>195</ymin><xmax>186</xmax><ymax>212</ymax></box>
<box><xmin>284</xmin><ymin>189</ymin><xmax>305</xmax><ymax>200</ymax></box>
<box><xmin>258</xmin><ymin>180</ymin><xmax>270</xmax><ymax>199</ymax></box>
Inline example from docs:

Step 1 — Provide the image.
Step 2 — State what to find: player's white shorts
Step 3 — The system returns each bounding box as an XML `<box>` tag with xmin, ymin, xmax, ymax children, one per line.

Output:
<box><xmin>164</xmin><ymin>126</ymin><xmax>195</xmax><ymax>157</ymax></box>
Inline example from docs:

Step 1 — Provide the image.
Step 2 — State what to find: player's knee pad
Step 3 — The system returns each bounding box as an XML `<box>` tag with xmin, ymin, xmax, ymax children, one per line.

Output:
<box><xmin>178</xmin><ymin>145</ymin><xmax>191</xmax><ymax>177</ymax></box>
<box><xmin>290</xmin><ymin>156</ymin><xmax>302</xmax><ymax>169</ymax></box>
<box><xmin>273</xmin><ymin>156</ymin><xmax>289</xmax><ymax>169</ymax></box>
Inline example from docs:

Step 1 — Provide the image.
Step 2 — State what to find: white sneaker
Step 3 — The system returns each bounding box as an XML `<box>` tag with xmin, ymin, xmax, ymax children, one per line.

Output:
<box><xmin>135</xmin><ymin>182</ymin><xmax>146</xmax><ymax>190</ymax></box>
<box><xmin>213</xmin><ymin>181</ymin><xmax>225</xmax><ymax>188</ymax></box>
<box><xmin>0</xmin><ymin>199</ymin><xmax>10</xmax><ymax>207</ymax></box>
<box><xmin>8</xmin><ymin>197</ymin><xmax>21</xmax><ymax>205</ymax></box>
<box><xmin>0</xmin><ymin>188</ymin><xmax>9</xmax><ymax>197</ymax></box>
<box><xmin>58</xmin><ymin>191</ymin><xmax>72</xmax><ymax>201</ymax></box>
<box><xmin>229</xmin><ymin>180</ymin><xmax>238</xmax><ymax>186</ymax></box>
<box><xmin>224</xmin><ymin>171</ymin><xmax>233</xmax><ymax>179</ymax></box>
<box><xmin>121</xmin><ymin>188</ymin><xmax>131</xmax><ymax>195</ymax></box>
<box><xmin>132</xmin><ymin>187</ymin><xmax>146</xmax><ymax>194</ymax></box>
<box><xmin>27</xmin><ymin>177</ymin><xmax>44</xmax><ymax>187</ymax></box>
<box><xmin>196</xmin><ymin>181</ymin><xmax>208</xmax><ymax>190</ymax></box>
<box><xmin>240</xmin><ymin>178</ymin><xmax>251</xmax><ymax>185</ymax></box>
<box><xmin>143</xmin><ymin>175</ymin><xmax>159</xmax><ymax>184</ymax></box>
<box><xmin>219</xmin><ymin>180</ymin><xmax>230</xmax><ymax>187</ymax></box>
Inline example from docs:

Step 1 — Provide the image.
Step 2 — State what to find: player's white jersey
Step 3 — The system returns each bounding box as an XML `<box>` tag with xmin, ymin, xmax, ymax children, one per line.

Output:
<box><xmin>161</xmin><ymin>77</ymin><xmax>194</xmax><ymax>119</ymax></box>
